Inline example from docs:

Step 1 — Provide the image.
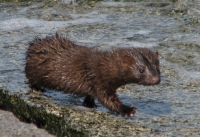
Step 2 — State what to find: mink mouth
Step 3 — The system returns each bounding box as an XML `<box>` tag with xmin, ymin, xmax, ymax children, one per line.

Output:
<box><xmin>138</xmin><ymin>83</ymin><xmax>159</xmax><ymax>86</ymax></box>
<box><xmin>138</xmin><ymin>79</ymin><xmax>161</xmax><ymax>86</ymax></box>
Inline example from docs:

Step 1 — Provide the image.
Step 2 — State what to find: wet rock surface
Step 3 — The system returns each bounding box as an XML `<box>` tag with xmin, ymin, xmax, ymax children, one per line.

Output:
<box><xmin>0</xmin><ymin>109</ymin><xmax>54</xmax><ymax>137</ymax></box>
<box><xmin>0</xmin><ymin>0</ymin><xmax>200</xmax><ymax>136</ymax></box>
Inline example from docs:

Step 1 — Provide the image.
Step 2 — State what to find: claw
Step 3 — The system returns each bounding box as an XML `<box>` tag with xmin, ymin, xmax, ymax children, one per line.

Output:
<box><xmin>121</xmin><ymin>105</ymin><xmax>137</xmax><ymax>117</ymax></box>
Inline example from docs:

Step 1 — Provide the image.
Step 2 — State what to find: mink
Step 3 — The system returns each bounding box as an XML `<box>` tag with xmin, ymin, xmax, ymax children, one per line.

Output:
<box><xmin>25</xmin><ymin>34</ymin><xmax>160</xmax><ymax>116</ymax></box>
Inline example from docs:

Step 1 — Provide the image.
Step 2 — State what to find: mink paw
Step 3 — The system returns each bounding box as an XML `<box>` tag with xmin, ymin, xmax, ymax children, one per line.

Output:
<box><xmin>30</xmin><ymin>86</ymin><xmax>46</xmax><ymax>93</ymax></box>
<box><xmin>121</xmin><ymin>105</ymin><xmax>137</xmax><ymax>117</ymax></box>
<box><xmin>83</xmin><ymin>95</ymin><xmax>97</xmax><ymax>108</ymax></box>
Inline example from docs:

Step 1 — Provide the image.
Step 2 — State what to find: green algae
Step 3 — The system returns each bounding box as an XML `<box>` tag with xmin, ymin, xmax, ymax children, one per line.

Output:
<box><xmin>0</xmin><ymin>0</ymin><xmax>33</xmax><ymax>2</ymax></box>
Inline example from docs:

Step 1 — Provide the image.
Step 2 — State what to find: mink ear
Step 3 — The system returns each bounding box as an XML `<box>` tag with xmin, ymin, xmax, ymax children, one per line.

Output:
<box><xmin>121</xmin><ymin>55</ymin><xmax>134</xmax><ymax>68</ymax></box>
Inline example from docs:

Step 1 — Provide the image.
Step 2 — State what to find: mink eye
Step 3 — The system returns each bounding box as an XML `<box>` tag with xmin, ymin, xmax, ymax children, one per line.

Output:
<box><xmin>139</xmin><ymin>68</ymin><xmax>144</xmax><ymax>74</ymax></box>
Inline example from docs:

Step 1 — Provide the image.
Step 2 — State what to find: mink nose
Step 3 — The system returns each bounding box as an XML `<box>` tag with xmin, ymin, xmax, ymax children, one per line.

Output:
<box><xmin>151</xmin><ymin>76</ymin><xmax>160</xmax><ymax>84</ymax></box>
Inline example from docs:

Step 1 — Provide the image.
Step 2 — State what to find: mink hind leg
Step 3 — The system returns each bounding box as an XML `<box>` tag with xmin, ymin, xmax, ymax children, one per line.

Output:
<box><xmin>83</xmin><ymin>95</ymin><xmax>97</xmax><ymax>108</ymax></box>
<box><xmin>96</xmin><ymin>91</ymin><xmax>137</xmax><ymax>116</ymax></box>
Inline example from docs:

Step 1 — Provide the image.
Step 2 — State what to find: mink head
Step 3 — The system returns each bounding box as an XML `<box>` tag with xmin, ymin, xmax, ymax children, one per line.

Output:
<box><xmin>121</xmin><ymin>48</ymin><xmax>160</xmax><ymax>86</ymax></box>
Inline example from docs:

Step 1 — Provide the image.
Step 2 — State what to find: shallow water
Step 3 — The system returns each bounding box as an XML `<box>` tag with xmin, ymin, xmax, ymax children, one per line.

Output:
<box><xmin>0</xmin><ymin>0</ymin><xmax>200</xmax><ymax>136</ymax></box>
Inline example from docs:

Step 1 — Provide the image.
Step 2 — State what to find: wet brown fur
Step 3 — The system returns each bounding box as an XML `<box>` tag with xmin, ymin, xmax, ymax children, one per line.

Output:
<box><xmin>25</xmin><ymin>34</ymin><xmax>160</xmax><ymax>116</ymax></box>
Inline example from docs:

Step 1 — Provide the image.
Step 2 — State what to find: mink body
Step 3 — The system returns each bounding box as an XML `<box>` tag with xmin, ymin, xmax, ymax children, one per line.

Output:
<box><xmin>25</xmin><ymin>34</ymin><xmax>160</xmax><ymax>116</ymax></box>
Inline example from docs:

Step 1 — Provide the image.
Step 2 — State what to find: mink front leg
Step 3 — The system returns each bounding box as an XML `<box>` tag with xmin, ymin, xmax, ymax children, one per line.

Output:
<box><xmin>96</xmin><ymin>91</ymin><xmax>137</xmax><ymax>116</ymax></box>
